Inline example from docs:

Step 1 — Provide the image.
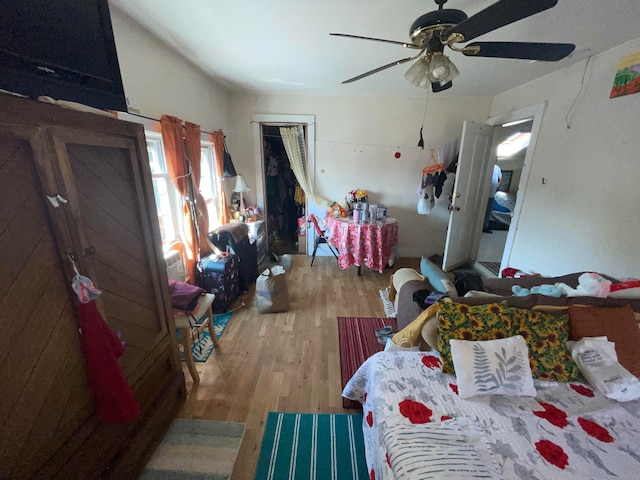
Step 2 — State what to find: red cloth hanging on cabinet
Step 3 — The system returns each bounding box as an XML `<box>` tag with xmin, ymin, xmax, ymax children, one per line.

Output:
<box><xmin>77</xmin><ymin>301</ymin><xmax>140</xmax><ymax>424</ymax></box>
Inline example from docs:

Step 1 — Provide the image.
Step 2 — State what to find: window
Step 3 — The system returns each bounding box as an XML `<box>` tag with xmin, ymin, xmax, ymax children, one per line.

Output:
<box><xmin>145</xmin><ymin>132</ymin><xmax>222</xmax><ymax>251</ymax></box>
<box><xmin>146</xmin><ymin>133</ymin><xmax>181</xmax><ymax>250</ymax></box>
<box><xmin>199</xmin><ymin>141</ymin><xmax>221</xmax><ymax>230</ymax></box>
<box><xmin>497</xmin><ymin>132</ymin><xmax>530</xmax><ymax>158</ymax></box>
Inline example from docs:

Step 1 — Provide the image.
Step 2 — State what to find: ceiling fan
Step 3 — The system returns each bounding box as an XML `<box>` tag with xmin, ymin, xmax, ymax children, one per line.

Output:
<box><xmin>331</xmin><ymin>0</ymin><xmax>575</xmax><ymax>92</ymax></box>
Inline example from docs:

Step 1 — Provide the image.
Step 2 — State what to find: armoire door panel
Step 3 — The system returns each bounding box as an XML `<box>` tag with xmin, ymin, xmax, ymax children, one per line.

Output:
<box><xmin>6</xmin><ymin>306</ymin><xmax>95</xmax><ymax>480</ymax></box>
<box><xmin>90</xmin><ymin>254</ymin><xmax>159</xmax><ymax>314</ymax></box>
<box><xmin>82</xmin><ymin>220</ymin><xmax>149</xmax><ymax>285</ymax></box>
<box><xmin>45</xmin><ymin>135</ymin><xmax>172</xmax><ymax>369</ymax></box>
<box><xmin>0</xmin><ymin>128</ymin><xmax>95</xmax><ymax>480</ymax></box>
<box><xmin>50</xmin><ymin>135</ymin><xmax>171</xmax><ymax>332</ymax></box>
<box><xmin>0</xmin><ymin>137</ymin><xmax>58</xmax><ymax>295</ymax></box>
<box><xmin>66</xmin><ymin>144</ymin><xmax>144</xmax><ymax>242</ymax></box>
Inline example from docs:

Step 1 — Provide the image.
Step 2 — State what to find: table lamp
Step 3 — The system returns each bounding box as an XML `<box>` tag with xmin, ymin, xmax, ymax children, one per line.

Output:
<box><xmin>233</xmin><ymin>174</ymin><xmax>250</xmax><ymax>216</ymax></box>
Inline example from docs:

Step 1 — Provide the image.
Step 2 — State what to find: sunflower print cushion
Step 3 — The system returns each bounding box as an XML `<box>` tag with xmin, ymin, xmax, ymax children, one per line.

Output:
<box><xmin>437</xmin><ymin>301</ymin><xmax>582</xmax><ymax>383</ymax></box>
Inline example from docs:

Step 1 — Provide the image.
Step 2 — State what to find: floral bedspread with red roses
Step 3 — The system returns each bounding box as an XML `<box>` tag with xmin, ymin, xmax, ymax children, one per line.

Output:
<box><xmin>342</xmin><ymin>351</ymin><xmax>640</xmax><ymax>480</ymax></box>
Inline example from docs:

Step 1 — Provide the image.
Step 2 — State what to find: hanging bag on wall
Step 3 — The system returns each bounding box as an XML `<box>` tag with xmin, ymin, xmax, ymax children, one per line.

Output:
<box><xmin>223</xmin><ymin>139</ymin><xmax>237</xmax><ymax>177</ymax></box>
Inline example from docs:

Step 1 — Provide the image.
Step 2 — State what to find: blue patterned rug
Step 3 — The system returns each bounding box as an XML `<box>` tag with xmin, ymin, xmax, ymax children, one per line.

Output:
<box><xmin>255</xmin><ymin>412</ymin><xmax>368</xmax><ymax>480</ymax></box>
<box><xmin>177</xmin><ymin>312</ymin><xmax>232</xmax><ymax>363</ymax></box>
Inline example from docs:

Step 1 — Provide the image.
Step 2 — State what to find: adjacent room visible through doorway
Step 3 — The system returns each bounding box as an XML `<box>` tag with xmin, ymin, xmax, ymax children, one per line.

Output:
<box><xmin>477</xmin><ymin>119</ymin><xmax>533</xmax><ymax>277</ymax></box>
<box><xmin>261</xmin><ymin>125</ymin><xmax>306</xmax><ymax>257</ymax></box>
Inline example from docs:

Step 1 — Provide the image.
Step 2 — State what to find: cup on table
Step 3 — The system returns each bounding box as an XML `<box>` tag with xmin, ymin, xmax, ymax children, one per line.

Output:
<box><xmin>369</xmin><ymin>204</ymin><xmax>377</xmax><ymax>223</ymax></box>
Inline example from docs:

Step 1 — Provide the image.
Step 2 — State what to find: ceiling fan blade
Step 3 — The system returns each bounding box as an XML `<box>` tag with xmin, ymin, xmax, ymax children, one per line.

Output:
<box><xmin>445</xmin><ymin>0</ymin><xmax>558</xmax><ymax>43</ymax></box>
<box><xmin>330</xmin><ymin>33</ymin><xmax>421</xmax><ymax>49</ymax></box>
<box><xmin>341</xmin><ymin>57</ymin><xmax>417</xmax><ymax>84</ymax></box>
<box><xmin>463</xmin><ymin>42</ymin><xmax>575</xmax><ymax>61</ymax></box>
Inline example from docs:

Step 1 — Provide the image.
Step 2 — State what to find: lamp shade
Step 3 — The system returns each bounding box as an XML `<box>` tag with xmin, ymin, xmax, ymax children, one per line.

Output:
<box><xmin>426</xmin><ymin>54</ymin><xmax>459</xmax><ymax>85</ymax></box>
<box><xmin>404</xmin><ymin>57</ymin><xmax>431</xmax><ymax>89</ymax></box>
<box><xmin>233</xmin><ymin>174</ymin><xmax>250</xmax><ymax>193</ymax></box>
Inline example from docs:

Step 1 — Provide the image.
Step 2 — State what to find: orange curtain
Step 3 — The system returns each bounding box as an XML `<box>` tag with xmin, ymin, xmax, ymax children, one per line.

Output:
<box><xmin>212</xmin><ymin>130</ymin><xmax>231</xmax><ymax>225</ymax></box>
<box><xmin>161</xmin><ymin>114</ymin><xmax>198</xmax><ymax>282</ymax></box>
<box><xmin>185</xmin><ymin>122</ymin><xmax>213</xmax><ymax>258</ymax></box>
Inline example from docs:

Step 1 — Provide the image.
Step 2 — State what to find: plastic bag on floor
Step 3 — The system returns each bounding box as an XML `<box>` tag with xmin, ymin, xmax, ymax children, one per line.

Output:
<box><xmin>255</xmin><ymin>266</ymin><xmax>290</xmax><ymax>313</ymax></box>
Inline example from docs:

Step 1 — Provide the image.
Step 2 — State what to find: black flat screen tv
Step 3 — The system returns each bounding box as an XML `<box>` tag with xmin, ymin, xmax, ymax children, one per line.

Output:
<box><xmin>0</xmin><ymin>0</ymin><xmax>127</xmax><ymax>111</ymax></box>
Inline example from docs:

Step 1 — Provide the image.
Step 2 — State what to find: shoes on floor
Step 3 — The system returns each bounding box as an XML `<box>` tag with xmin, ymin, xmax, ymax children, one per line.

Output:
<box><xmin>377</xmin><ymin>333</ymin><xmax>395</xmax><ymax>345</ymax></box>
<box><xmin>375</xmin><ymin>325</ymin><xmax>395</xmax><ymax>337</ymax></box>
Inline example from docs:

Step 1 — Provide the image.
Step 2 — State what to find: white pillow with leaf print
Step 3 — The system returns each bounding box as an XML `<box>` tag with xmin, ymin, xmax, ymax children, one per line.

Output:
<box><xmin>450</xmin><ymin>335</ymin><xmax>537</xmax><ymax>399</ymax></box>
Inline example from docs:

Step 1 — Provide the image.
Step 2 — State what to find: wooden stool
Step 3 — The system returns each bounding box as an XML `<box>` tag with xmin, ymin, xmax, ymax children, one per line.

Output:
<box><xmin>174</xmin><ymin>293</ymin><xmax>219</xmax><ymax>383</ymax></box>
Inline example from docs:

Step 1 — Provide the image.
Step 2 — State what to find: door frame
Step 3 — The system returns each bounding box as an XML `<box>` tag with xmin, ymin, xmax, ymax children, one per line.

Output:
<box><xmin>482</xmin><ymin>102</ymin><xmax>546</xmax><ymax>271</ymax></box>
<box><xmin>252</xmin><ymin>114</ymin><xmax>316</xmax><ymax>254</ymax></box>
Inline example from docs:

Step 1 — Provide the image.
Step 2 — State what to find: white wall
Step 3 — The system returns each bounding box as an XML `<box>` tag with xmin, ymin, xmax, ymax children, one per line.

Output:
<box><xmin>110</xmin><ymin>7</ymin><xmax>639</xmax><ymax>277</ymax></box>
<box><xmin>228</xmin><ymin>94</ymin><xmax>492</xmax><ymax>258</ymax></box>
<box><xmin>491</xmin><ymin>37</ymin><xmax>640</xmax><ymax>278</ymax></box>
<box><xmin>110</xmin><ymin>7</ymin><xmax>230</xmax><ymax>133</ymax></box>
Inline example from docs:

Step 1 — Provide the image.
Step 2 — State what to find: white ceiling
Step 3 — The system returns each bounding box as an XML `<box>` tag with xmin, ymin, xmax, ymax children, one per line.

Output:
<box><xmin>110</xmin><ymin>0</ymin><xmax>640</xmax><ymax>98</ymax></box>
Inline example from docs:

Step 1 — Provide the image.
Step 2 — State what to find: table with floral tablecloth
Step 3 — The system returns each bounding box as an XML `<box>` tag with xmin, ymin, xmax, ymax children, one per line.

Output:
<box><xmin>326</xmin><ymin>216</ymin><xmax>398</xmax><ymax>273</ymax></box>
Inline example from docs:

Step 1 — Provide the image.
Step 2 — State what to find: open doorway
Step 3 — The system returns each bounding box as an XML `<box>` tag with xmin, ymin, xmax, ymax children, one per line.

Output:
<box><xmin>252</xmin><ymin>114</ymin><xmax>317</xmax><ymax>257</ymax></box>
<box><xmin>441</xmin><ymin>103</ymin><xmax>544</xmax><ymax>276</ymax></box>
<box><xmin>261</xmin><ymin>125</ymin><xmax>307</xmax><ymax>257</ymax></box>
<box><xmin>476</xmin><ymin>119</ymin><xmax>533</xmax><ymax>277</ymax></box>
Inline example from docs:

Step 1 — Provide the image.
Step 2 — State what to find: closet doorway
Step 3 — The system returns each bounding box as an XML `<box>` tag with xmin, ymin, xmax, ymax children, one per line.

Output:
<box><xmin>252</xmin><ymin>114</ymin><xmax>316</xmax><ymax>258</ymax></box>
<box><xmin>262</xmin><ymin>125</ymin><xmax>306</xmax><ymax>256</ymax></box>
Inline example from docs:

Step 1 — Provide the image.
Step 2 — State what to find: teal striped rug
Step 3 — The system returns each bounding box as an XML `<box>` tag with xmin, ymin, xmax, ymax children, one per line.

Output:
<box><xmin>255</xmin><ymin>412</ymin><xmax>368</xmax><ymax>480</ymax></box>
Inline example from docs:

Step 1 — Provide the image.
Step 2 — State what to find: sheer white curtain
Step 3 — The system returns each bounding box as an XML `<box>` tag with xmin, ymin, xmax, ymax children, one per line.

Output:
<box><xmin>279</xmin><ymin>125</ymin><xmax>331</xmax><ymax>209</ymax></box>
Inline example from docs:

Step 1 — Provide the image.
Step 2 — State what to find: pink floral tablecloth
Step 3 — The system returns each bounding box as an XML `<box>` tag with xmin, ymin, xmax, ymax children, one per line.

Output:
<box><xmin>326</xmin><ymin>217</ymin><xmax>398</xmax><ymax>273</ymax></box>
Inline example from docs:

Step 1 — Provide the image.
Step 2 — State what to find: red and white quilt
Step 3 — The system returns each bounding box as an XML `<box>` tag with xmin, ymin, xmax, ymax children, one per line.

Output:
<box><xmin>343</xmin><ymin>351</ymin><xmax>640</xmax><ymax>480</ymax></box>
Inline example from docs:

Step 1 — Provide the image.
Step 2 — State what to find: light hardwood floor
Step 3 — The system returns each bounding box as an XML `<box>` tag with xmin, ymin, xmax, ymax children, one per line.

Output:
<box><xmin>177</xmin><ymin>254</ymin><xmax>420</xmax><ymax>479</ymax></box>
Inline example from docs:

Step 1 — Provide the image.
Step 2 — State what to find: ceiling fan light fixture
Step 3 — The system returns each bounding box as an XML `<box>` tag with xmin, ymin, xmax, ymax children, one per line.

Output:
<box><xmin>426</xmin><ymin>53</ymin><xmax>459</xmax><ymax>85</ymax></box>
<box><xmin>404</xmin><ymin>57</ymin><xmax>431</xmax><ymax>88</ymax></box>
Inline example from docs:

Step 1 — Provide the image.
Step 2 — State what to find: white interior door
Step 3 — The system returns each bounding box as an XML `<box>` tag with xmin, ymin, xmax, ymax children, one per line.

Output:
<box><xmin>442</xmin><ymin>120</ymin><xmax>493</xmax><ymax>271</ymax></box>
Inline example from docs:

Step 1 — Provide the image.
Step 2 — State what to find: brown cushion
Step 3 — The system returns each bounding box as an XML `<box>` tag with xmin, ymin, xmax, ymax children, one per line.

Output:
<box><xmin>396</xmin><ymin>278</ymin><xmax>432</xmax><ymax>331</ymax></box>
<box><xmin>568</xmin><ymin>305</ymin><xmax>640</xmax><ymax>378</ymax></box>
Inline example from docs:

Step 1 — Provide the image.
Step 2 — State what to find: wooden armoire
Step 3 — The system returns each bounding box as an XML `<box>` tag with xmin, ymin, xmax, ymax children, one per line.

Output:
<box><xmin>0</xmin><ymin>93</ymin><xmax>184</xmax><ymax>479</ymax></box>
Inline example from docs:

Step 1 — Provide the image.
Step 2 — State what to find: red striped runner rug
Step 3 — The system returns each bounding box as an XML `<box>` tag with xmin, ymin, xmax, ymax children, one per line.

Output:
<box><xmin>337</xmin><ymin>316</ymin><xmax>398</xmax><ymax>409</ymax></box>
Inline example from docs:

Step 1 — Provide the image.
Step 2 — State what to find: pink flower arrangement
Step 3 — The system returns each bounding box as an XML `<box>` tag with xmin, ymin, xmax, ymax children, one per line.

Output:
<box><xmin>346</xmin><ymin>189</ymin><xmax>368</xmax><ymax>211</ymax></box>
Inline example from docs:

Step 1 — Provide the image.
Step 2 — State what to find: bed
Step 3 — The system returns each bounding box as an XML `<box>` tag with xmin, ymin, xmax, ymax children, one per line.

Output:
<box><xmin>343</xmin><ymin>300</ymin><xmax>640</xmax><ymax>480</ymax></box>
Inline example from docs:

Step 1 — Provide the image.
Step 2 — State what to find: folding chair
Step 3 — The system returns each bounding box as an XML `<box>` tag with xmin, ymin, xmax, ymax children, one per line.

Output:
<box><xmin>308</xmin><ymin>214</ymin><xmax>339</xmax><ymax>266</ymax></box>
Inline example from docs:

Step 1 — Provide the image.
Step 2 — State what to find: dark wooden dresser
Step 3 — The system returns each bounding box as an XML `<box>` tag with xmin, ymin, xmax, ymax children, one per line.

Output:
<box><xmin>0</xmin><ymin>93</ymin><xmax>184</xmax><ymax>479</ymax></box>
